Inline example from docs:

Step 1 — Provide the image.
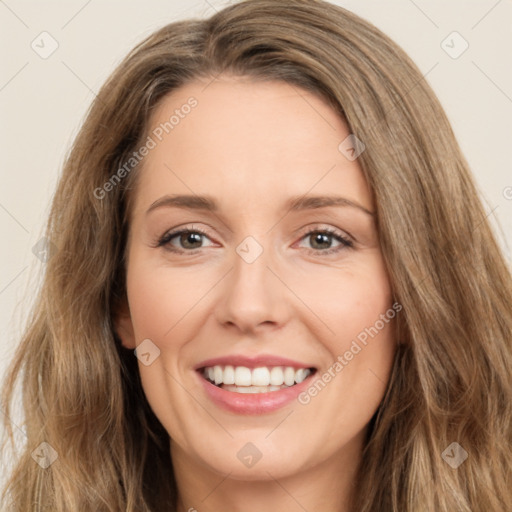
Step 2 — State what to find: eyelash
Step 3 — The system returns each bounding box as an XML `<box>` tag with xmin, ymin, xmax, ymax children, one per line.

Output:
<box><xmin>156</xmin><ymin>225</ymin><xmax>354</xmax><ymax>256</ymax></box>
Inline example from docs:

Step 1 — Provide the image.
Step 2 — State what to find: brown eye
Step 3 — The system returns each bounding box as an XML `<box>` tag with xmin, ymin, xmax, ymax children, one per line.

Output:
<box><xmin>176</xmin><ymin>232</ymin><xmax>204</xmax><ymax>249</ymax></box>
<box><xmin>297</xmin><ymin>228</ymin><xmax>353</xmax><ymax>255</ymax></box>
<box><xmin>158</xmin><ymin>228</ymin><xmax>214</xmax><ymax>252</ymax></box>
<box><xmin>309</xmin><ymin>232</ymin><xmax>335</xmax><ymax>250</ymax></box>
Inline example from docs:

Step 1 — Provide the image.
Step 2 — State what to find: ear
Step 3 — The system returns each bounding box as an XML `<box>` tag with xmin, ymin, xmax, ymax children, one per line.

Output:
<box><xmin>113</xmin><ymin>298</ymin><xmax>136</xmax><ymax>349</ymax></box>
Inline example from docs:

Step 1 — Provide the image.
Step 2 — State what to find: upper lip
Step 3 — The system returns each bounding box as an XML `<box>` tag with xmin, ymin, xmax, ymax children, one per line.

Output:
<box><xmin>194</xmin><ymin>354</ymin><xmax>316</xmax><ymax>370</ymax></box>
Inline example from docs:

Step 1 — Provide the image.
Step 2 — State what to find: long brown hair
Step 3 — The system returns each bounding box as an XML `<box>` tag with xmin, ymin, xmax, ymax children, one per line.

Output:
<box><xmin>2</xmin><ymin>1</ymin><xmax>511</xmax><ymax>510</ymax></box>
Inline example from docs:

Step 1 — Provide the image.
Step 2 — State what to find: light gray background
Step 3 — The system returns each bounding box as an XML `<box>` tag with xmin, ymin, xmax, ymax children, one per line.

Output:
<box><xmin>1</xmin><ymin>0</ymin><xmax>511</xmax><ymax>477</ymax></box>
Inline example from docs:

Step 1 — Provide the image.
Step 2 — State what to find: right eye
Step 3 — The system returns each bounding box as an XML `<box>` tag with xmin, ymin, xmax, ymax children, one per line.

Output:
<box><xmin>158</xmin><ymin>227</ymin><xmax>216</xmax><ymax>253</ymax></box>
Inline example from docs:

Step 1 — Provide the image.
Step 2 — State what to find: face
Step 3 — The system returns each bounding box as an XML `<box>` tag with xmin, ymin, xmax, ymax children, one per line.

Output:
<box><xmin>117</xmin><ymin>76</ymin><xmax>397</xmax><ymax>482</ymax></box>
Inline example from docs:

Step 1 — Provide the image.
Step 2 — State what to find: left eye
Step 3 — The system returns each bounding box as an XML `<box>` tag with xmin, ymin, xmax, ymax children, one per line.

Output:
<box><xmin>297</xmin><ymin>229</ymin><xmax>353</xmax><ymax>253</ymax></box>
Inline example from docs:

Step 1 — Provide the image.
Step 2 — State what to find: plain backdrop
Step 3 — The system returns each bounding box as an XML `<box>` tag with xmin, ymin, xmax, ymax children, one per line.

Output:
<box><xmin>1</xmin><ymin>0</ymin><xmax>511</xmax><ymax>483</ymax></box>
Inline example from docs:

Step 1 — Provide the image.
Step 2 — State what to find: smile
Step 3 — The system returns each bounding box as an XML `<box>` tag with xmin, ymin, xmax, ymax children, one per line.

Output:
<box><xmin>194</xmin><ymin>355</ymin><xmax>318</xmax><ymax>414</ymax></box>
<box><xmin>201</xmin><ymin>365</ymin><xmax>314</xmax><ymax>393</ymax></box>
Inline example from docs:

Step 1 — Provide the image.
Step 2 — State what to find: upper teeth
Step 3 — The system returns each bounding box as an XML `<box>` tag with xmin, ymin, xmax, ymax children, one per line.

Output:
<box><xmin>203</xmin><ymin>365</ymin><xmax>312</xmax><ymax>387</ymax></box>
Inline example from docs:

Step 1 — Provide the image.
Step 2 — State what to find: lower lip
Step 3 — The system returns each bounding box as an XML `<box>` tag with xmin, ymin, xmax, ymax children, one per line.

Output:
<box><xmin>196</xmin><ymin>370</ymin><xmax>315</xmax><ymax>414</ymax></box>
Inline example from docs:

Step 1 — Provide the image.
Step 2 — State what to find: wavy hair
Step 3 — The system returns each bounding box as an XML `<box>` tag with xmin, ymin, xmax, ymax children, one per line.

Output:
<box><xmin>2</xmin><ymin>0</ymin><xmax>511</xmax><ymax>510</ymax></box>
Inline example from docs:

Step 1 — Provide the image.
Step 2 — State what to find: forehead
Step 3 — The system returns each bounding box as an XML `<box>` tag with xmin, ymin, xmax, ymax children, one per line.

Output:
<box><xmin>132</xmin><ymin>77</ymin><xmax>372</xmax><ymax>215</ymax></box>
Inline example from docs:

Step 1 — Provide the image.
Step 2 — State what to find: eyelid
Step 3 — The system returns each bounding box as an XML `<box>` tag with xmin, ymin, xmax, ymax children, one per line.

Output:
<box><xmin>295</xmin><ymin>223</ymin><xmax>354</xmax><ymax>243</ymax></box>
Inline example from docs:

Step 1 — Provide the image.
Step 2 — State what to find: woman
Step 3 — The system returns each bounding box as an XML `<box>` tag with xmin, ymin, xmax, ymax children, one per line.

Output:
<box><xmin>2</xmin><ymin>0</ymin><xmax>511</xmax><ymax>510</ymax></box>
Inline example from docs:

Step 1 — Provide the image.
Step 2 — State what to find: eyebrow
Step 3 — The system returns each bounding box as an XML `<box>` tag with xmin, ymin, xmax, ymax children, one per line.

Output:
<box><xmin>146</xmin><ymin>194</ymin><xmax>375</xmax><ymax>216</ymax></box>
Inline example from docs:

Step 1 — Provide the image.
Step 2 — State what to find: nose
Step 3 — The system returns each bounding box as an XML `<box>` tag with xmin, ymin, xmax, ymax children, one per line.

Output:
<box><xmin>214</xmin><ymin>240</ymin><xmax>291</xmax><ymax>334</ymax></box>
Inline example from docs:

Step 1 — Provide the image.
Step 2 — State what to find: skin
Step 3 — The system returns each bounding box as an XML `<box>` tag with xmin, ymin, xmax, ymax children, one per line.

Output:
<box><xmin>116</xmin><ymin>75</ymin><xmax>397</xmax><ymax>512</ymax></box>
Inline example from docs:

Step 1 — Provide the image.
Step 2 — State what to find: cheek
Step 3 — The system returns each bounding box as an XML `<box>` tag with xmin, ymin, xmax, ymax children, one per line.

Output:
<box><xmin>126</xmin><ymin>258</ymin><xmax>203</xmax><ymax>342</ymax></box>
<box><xmin>124</xmin><ymin>257</ymin><xmax>205</xmax><ymax>445</ymax></box>
<box><xmin>297</xmin><ymin>256</ymin><xmax>396</xmax><ymax>409</ymax></box>
<box><xmin>300</xmin><ymin>256</ymin><xmax>393</xmax><ymax>349</ymax></box>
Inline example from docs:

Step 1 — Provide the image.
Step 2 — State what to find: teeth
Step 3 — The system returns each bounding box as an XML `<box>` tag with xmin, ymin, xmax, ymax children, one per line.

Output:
<box><xmin>269</xmin><ymin>366</ymin><xmax>284</xmax><ymax>385</ymax></box>
<box><xmin>214</xmin><ymin>366</ymin><xmax>223</xmax><ymax>385</ymax></box>
<box><xmin>295</xmin><ymin>368</ymin><xmax>310</xmax><ymax>383</ymax></box>
<box><xmin>234</xmin><ymin>366</ymin><xmax>252</xmax><ymax>386</ymax></box>
<box><xmin>251</xmin><ymin>367</ymin><xmax>270</xmax><ymax>386</ymax></box>
<box><xmin>223</xmin><ymin>365</ymin><xmax>235</xmax><ymax>385</ymax></box>
<box><xmin>202</xmin><ymin>365</ymin><xmax>312</xmax><ymax>388</ymax></box>
<box><xmin>284</xmin><ymin>367</ymin><xmax>295</xmax><ymax>386</ymax></box>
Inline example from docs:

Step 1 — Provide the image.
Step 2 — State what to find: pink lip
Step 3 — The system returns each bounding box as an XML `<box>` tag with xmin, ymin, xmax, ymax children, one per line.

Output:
<box><xmin>195</xmin><ymin>369</ymin><xmax>316</xmax><ymax>415</ymax></box>
<box><xmin>194</xmin><ymin>354</ymin><xmax>314</xmax><ymax>370</ymax></box>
